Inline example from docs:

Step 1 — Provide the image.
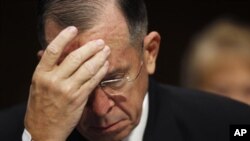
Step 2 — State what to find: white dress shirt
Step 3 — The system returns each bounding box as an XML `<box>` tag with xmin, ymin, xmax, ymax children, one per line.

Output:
<box><xmin>122</xmin><ymin>93</ymin><xmax>149</xmax><ymax>141</ymax></box>
<box><xmin>22</xmin><ymin>93</ymin><xmax>149</xmax><ymax>141</ymax></box>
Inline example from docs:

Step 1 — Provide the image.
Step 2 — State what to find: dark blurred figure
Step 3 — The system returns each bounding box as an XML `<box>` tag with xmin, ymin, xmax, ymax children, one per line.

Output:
<box><xmin>182</xmin><ymin>19</ymin><xmax>250</xmax><ymax>105</ymax></box>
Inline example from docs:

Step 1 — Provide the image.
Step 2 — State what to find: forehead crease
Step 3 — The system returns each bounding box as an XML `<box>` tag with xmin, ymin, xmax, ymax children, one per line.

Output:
<box><xmin>85</xmin><ymin>20</ymin><xmax>128</xmax><ymax>41</ymax></box>
<box><xmin>76</xmin><ymin>14</ymin><xmax>129</xmax><ymax>44</ymax></box>
<box><xmin>108</xmin><ymin>49</ymin><xmax>127</xmax><ymax>70</ymax></box>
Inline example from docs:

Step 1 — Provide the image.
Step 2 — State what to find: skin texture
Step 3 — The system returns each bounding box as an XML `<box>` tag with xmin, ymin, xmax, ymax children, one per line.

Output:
<box><xmin>24</xmin><ymin>1</ymin><xmax>161</xmax><ymax>141</ymax></box>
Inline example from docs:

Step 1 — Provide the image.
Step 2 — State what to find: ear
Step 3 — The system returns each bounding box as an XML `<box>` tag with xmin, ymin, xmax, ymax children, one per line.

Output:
<box><xmin>37</xmin><ymin>50</ymin><xmax>44</xmax><ymax>60</ymax></box>
<box><xmin>143</xmin><ymin>31</ymin><xmax>161</xmax><ymax>74</ymax></box>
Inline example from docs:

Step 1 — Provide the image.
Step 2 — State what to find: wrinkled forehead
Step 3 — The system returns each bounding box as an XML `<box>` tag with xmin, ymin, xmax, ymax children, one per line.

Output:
<box><xmin>44</xmin><ymin>0</ymin><xmax>141</xmax><ymax>71</ymax></box>
<box><xmin>45</xmin><ymin>0</ymin><xmax>129</xmax><ymax>46</ymax></box>
<box><xmin>44</xmin><ymin>20</ymin><xmax>139</xmax><ymax>74</ymax></box>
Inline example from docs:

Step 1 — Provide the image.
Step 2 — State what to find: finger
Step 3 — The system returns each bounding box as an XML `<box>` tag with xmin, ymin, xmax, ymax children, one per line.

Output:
<box><xmin>75</xmin><ymin>61</ymin><xmax>109</xmax><ymax>104</ymax></box>
<box><xmin>69</xmin><ymin>45</ymin><xmax>110</xmax><ymax>86</ymax></box>
<box><xmin>38</xmin><ymin>26</ymin><xmax>78</xmax><ymax>71</ymax></box>
<box><xmin>56</xmin><ymin>39</ymin><xmax>105</xmax><ymax>78</ymax></box>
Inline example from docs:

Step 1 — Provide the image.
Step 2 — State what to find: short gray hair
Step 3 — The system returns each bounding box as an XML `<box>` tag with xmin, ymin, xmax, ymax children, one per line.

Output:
<box><xmin>37</xmin><ymin>0</ymin><xmax>148</xmax><ymax>48</ymax></box>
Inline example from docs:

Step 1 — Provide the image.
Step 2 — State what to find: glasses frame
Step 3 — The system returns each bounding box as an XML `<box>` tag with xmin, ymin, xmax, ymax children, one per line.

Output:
<box><xmin>99</xmin><ymin>43</ymin><xmax>144</xmax><ymax>94</ymax></box>
<box><xmin>99</xmin><ymin>61</ymin><xmax>143</xmax><ymax>87</ymax></box>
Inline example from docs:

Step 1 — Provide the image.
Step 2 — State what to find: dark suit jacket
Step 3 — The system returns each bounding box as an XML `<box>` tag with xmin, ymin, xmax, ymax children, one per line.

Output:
<box><xmin>1</xmin><ymin>79</ymin><xmax>250</xmax><ymax>141</ymax></box>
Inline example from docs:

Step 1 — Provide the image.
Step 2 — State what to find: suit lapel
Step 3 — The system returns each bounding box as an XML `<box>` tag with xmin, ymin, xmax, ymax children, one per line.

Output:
<box><xmin>143</xmin><ymin>78</ymin><xmax>157</xmax><ymax>141</ymax></box>
<box><xmin>142</xmin><ymin>79</ymin><xmax>185</xmax><ymax>141</ymax></box>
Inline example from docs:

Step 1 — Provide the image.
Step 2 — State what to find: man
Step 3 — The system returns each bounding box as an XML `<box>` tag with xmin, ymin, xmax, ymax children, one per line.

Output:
<box><xmin>0</xmin><ymin>0</ymin><xmax>249</xmax><ymax>141</ymax></box>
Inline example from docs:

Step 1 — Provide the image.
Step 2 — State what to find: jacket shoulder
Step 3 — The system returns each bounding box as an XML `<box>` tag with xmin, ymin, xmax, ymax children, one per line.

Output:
<box><xmin>155</xmin><ymin>84</ymin><xmax>250</xmax><ymax>121</ymax></box>
<box><xmin>145</xmin><ymin>81</ymin><xmax>250</xmax><ymax>141</ymax></box>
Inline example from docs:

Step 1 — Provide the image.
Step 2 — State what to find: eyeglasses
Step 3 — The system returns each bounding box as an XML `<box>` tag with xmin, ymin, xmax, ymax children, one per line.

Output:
<box><xmin>99</xmin><ymin>61</ymin><xmax>143</xmax><ymax>95</ymax></box>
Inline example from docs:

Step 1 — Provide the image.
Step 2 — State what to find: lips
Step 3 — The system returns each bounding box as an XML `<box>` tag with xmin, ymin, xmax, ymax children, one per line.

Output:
<box><xmin>90</xmin><ymin>120</ymin><xmax>127</xmax><ymax>134</ymax></box>
<box><xmin>95</xmin><ymin>121</ymin><xmax>120</xmax><ymax>129</ymax></box>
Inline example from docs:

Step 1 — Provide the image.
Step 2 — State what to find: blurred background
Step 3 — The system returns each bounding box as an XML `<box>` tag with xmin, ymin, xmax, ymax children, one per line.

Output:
<box><xmin>1</xmin><ymin>0</ymin><xmax>250</xmax><ymax>109</ymax></box>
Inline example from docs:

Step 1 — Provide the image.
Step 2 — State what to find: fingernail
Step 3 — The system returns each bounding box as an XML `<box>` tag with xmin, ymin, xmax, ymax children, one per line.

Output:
<box><xmin>67</xmin><ymin>26</ymin><xmax>77</xmax><ymax>33</ymax></box>
<box><xmin>96</xmin><ymin>39</ymin><xmax>105</xmax><ymax>46</ymax></box>
<box><xmin>103</xmin><ymin>46</ymin><xmax>110</xmax><ymax>55</ymax></box>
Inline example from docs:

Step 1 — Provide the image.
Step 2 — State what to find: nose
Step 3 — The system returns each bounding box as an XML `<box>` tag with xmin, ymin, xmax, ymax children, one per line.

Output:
<box><xmin>88</xmin><ymin>87</ymin><xmax>115</xmax><ymax>117</ymax></box>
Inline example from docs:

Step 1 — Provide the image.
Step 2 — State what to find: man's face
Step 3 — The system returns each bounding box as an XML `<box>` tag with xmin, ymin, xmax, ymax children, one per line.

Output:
<box><xmin>44</xmin><ymin>3</ymin><xmax>149</xmax><ymax>141</ymax></box>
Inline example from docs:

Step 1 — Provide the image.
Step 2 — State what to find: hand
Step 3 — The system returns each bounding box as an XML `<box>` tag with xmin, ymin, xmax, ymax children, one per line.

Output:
<box><xmin>24</xmin><ymin>26</ymin><xmax>110</xmax><ymax>141</ymax></box>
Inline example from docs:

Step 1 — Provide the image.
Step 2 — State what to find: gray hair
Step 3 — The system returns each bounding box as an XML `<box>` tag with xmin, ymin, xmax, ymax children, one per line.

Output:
<box><xmin>37</xmin><ymin>0</ymin><xmax>148</xmax><ymax>48</ymax></box>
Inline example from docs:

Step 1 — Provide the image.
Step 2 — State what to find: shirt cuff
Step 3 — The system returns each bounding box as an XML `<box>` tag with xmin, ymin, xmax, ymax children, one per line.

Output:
<box><xmin>22</xmin><ymin>129</ymin><xmax>32</xmax><ymax>141</ymax></box>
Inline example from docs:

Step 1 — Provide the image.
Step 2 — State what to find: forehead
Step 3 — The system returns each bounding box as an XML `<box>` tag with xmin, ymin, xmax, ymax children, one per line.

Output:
<box><xmin>44</xmin><ymin>1</ymin><xmax>139</xmax><ymax>72</ymax></box>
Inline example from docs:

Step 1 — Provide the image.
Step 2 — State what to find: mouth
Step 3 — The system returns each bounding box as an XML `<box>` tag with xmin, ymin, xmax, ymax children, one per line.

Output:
<box><xmin>90</xmin><ymin>120</ymin><xmax>128</xmax><ymax>134</ymax></box>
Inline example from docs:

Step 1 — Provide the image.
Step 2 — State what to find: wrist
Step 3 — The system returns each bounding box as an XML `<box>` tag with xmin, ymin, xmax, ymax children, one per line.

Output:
<box><xmin>23</xmin><ymin>128</ymin><xmax>66</xmax><ymax>141</ymax></box>
<box><xmin>24</xmin><ymin>117</ymin><xmax>67</xmax><ymax>141</ymax></box>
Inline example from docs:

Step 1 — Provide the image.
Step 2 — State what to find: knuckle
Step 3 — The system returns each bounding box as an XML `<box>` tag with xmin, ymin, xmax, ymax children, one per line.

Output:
<box><xmin>46</xmin><ymin>81</ymin><xmax>58</xmax><ymax>92</ymax></box>
<box><xmin>31</xmin><ymin>73</ymin><xmax>40</xmax><ymax>85</ymax></box>
<box><xmin>35</xmin><ymin>64</ymin><xmax>44</xmax><ymax>71</ymax></box>
<box><xmin>68</xmin><ymin>52</ymin><xmax>82</xmax><ymax>64</ymax></box>
<box><xmin>46</xmin><ymin>43</ymin><xmax>59</xmax><ymax>55</ymax></box>
<box><xmin>61</xmin><ymin>84</ymin><xmax>74</xmax><ymax>94</ymax></box>
<box><xmin>83</xmin><ymin>62</ymin><xmax>95</xmax><ymax>76</ymax></box>
<box><xmin>37</xmin><ymin>75</ymin><xmax>61</xmax><ymax>91</ymax></box>
<box><xmin>49</xmin><ymin>75</ymin><xmax>60</xmax><ymax>84</ymax></box>
<box><xmin>60</xmin><ymin>85</ymin><xmax>77</xmax><ymax>101</ymax></box>
<box><xmin>35</xmin><ymin>63</ymin><xmax>51</xmax><ymax>72</ymax></box>
<box><xmin>31</xmin><ymin>71</ymin><xmax>47</xmax><ymax>85</ymax></box>
<box><xmin>60</xmin><ymin>81</ymin><xmax>75</xmax><ymax>98</ymax></box>
<box><xmin>31</xmin><ymin>72</ymin><xmax>54</xmax><ymax>92</ymax></box>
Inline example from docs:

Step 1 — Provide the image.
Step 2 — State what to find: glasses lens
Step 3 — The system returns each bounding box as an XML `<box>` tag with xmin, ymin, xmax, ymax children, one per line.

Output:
<box><xmin>100</xmin><ymin>61</ymin><xmax>143</xmax><ymax>95</ymax></box>
<box><xmin>101</xmin><ymin>78</ymin><xmax>127</xmax><ymax>95</ymax></box>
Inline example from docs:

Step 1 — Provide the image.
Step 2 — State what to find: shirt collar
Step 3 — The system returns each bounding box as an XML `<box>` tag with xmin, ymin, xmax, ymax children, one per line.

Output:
<box><xmin>122</xmin><ymin>92</ymin><xmax>149</xmax><ymax>141</ymax></box>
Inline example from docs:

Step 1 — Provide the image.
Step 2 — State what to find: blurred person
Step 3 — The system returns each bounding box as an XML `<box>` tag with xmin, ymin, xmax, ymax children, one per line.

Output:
<box><xmin>182</xmin><ymin>19</ymin><xmax>250</xmax><ymax>105</ymax></box>
<box><xmin>0</xmin><ymin>1</ymin><xmax>249</xmax><ymax>141</ymax></box>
